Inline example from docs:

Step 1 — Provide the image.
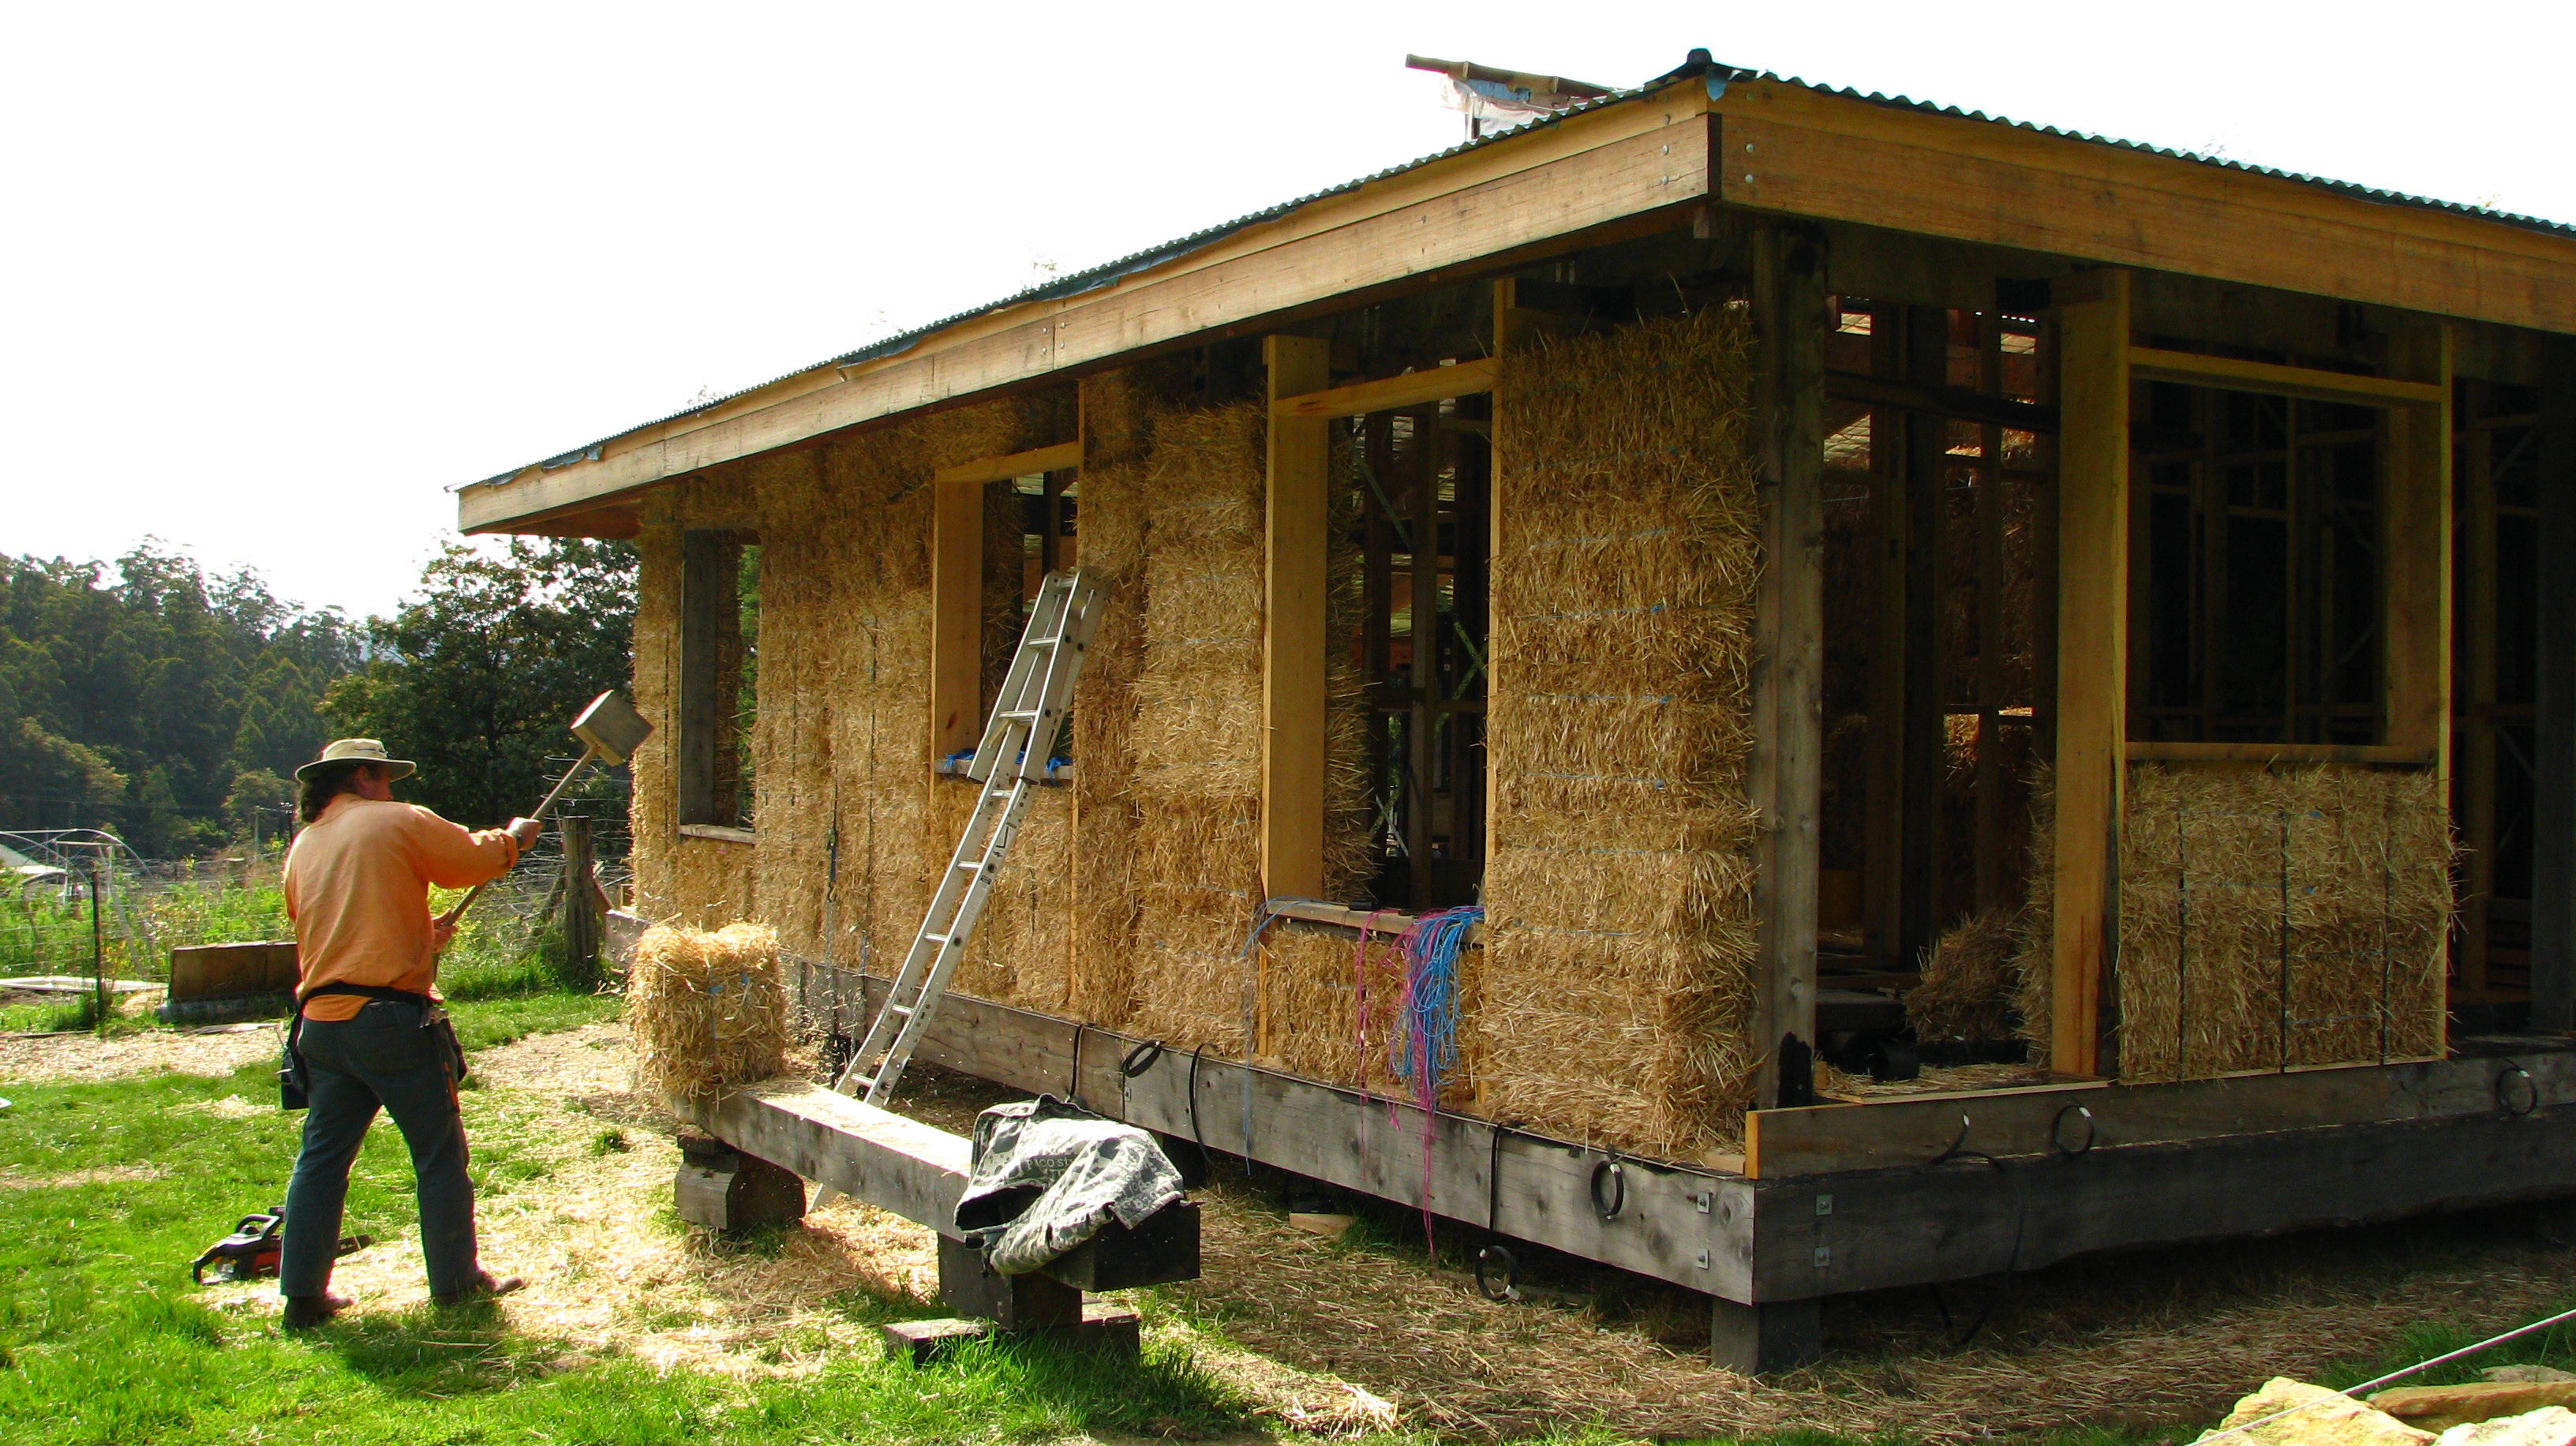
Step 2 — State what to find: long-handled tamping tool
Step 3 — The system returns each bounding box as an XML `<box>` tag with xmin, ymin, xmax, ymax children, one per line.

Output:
<box><xmin>436</xmin><ymin>690</ymin><xmax>653</xmax><ymax>930</ymax></box>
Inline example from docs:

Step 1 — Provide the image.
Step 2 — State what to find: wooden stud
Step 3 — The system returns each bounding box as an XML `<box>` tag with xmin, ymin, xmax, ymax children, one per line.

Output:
<box><xmin>1750</xmin><ymin>227</ymin><xmax>1829</xmax><ymax>1107</ymax></box>
<box><xmin>2380</xmin><ymin>327</ymin><xmax>2454</xmax><ymax>773</ymax></box>
<box><xmin>2535</xmin><ymin>336</ymin><xmax>2576</xmax><ymax>1032</ymax></box>
<box><xmin>2050</xmin><ymin>268</ymin><xmax>2132</xmax><ymax>1078</ymax></box>
<box><xmin>1263</xmin><ymin>335</ymin><xmax>1332</xmax><ymax>901</ymax></box>
<box><xmin>930</xmin><ymin>478</ymin><xmax>985</xmax><ymax>764</ymax></box>
<box><xmin>2129</xmin><ymin>347</ymin><xmax>2447</xmax><ymax>408</ymax></box>
<box><xmin>1483</xmin><ymin>278</ymin><xmax>1516</xmax><ymax>908</ymax></box>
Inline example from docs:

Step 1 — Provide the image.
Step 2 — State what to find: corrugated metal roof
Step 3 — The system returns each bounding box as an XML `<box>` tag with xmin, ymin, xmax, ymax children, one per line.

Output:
<box><xmin>475</xmin><ymin>55</ymin><xmax>2571</xmax><ymax>492</ymax></box>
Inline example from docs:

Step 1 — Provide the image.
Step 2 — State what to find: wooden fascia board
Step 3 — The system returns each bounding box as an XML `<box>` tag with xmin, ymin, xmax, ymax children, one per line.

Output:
<box><xmin>932</xmin><ymin>439</ymin><xmax>1083</xmax><ymax>488</ymax></box>
<box><xmin>460</xmin><ymin>81</ymin><xmax>1713</xmax><ymax>534</ymax></box>
<box><xmin>1713</xmin><ymin>80</ymin><xmax>2576</xmax><ymax>335</ymax></box>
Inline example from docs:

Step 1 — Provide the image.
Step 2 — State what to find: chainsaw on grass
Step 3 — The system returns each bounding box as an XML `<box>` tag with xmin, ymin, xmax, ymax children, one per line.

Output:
<box><xmin>190</xmin><ymin>1207</ymin><xmax>370</xmax><ymax>1285</ymax></box>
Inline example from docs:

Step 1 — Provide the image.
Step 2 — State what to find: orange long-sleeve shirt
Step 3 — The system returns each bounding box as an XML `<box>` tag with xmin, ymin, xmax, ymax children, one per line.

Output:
<box><xmin>283</xmin><ymin>796</ymin><xmax>521</xmax><ymax>1021</ymax></box>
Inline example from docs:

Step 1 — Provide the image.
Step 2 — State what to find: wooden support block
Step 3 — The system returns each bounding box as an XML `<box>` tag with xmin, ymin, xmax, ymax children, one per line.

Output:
<box><xmin>930</xmin><ymin>477</ymin><xmax>986</xmax><ymax>762</ymax></box>
<box><xmin>1262</xmin><ymin>334</ymin><xmax>1332</xmax><ymax>901</ymax></box>
<box><xmin>937</xmin><ymin>1233</ymin><xmax>1082</xmax><ymax>1328</ymax></box>
<box><xmin>1749</xmin><ymin>227</ymin><xmax>1829</xmax><ymax>1107</ymax></box>
<box><xmin>1710</xmin><ymin>1296</ymin><xmax>1821</xmax><ymax>1375</ymax></box>
<box><xmin>673</xmin><ymin>1142</ymin><xmax>808</xmax><ymax>1233</ymax></box>
<box><xmin>2049</xmin><ymin>268</ymin><xmax>2132</xmax><ymax>1077</ymax></box>
<box><xmin>882</xmin><ymin>1303</ymin><xmax>1142</xmax><ymax>1368</ymax></box>
<box><xmin>1041</xmin><ymin>1201</ymin><xmax>1201</xmax><ymax>1292</ymax></box>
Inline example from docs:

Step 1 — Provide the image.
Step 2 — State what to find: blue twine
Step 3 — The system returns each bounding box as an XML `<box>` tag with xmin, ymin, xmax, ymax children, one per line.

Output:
<box><xmin>1391</xmin><ymin>907</ymin><xmax>1481</xmax><ymax>1092</ymax></box>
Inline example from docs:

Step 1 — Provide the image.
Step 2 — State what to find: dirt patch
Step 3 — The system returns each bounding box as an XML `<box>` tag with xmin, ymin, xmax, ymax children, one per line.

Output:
<box><xmin>0</xmin><ymin>1163</ymin><xmax>167</xmax><ymax>1190</ymax></box>
<box><xmin>0</xmin><ymin>1021</ymin><xmax>279</xmax><ymax>1083</ymax></box>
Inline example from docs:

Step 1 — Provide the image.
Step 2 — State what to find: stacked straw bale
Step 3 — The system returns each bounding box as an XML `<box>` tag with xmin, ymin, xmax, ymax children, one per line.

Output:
<box><xmin>629</xmin><ymin>922</ymin><xmax>789</xmax><ymax>1103</ymax></box>
<box><xmin>1475</xmin><ymin>306</ymin><xmax>1765</xmax><ymax>1159</ymax></box>
<box><xmin>2010</xmin><ymin>762</ymin><xmax>2453</xmax><ymax>1077</ymax></box>
<box><xmin>1063</xmin><ymin>368</ymin><xmax>1160</xmax><ymax>1026</ymax></box>
<box><xmin>1123</xmin><ymin>397</ymin><xmax>1272</xmax><ymax>1051</ymax></box>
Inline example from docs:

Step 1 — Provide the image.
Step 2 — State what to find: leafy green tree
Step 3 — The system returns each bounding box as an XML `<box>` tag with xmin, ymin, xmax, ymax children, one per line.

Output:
<box><xmin>0</xmin><ymin>544</ymin><xmax>355</xmax><ymax>845</ymax></box>
<box><xmin>321</xmin><ymin>538</ymin><xmax>637</xmax><ymax>829</ymax></box>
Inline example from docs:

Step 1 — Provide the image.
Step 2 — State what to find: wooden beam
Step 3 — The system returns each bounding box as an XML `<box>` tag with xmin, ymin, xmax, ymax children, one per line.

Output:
<box><xmin>2050</xmin><ymin>269</ymin><xmax>2132</xmax><ymax>1078</ymax></box>
<box><xmin>1749</xmin><ymin>227</ymin><xmax>1829</xmax><ymax>1107</ymax></box>
<box><xmin>1262</xmin><ymin>335</ymin><xmax>1332</xmax><ymax>901</ymax></box>
<box><xmin>460</xmin><ymin>87</ymin><xmax>1713</xmax><ymax>533</ymax></box>
<box><xmin>1753</xmin><ymin>1107</ymin><xmax>2576</xmax><ymax>1299</ymax></box>
<box><xmin>2124</xmin><ymin>742</ymin><xmax>2436</xmax><ymax>766</ymax></box>
<box><xmin>2128</xmin><ymin>348</ymin><xmax>2448</xmax><ymax>409</ymax></box>
<box><xmin>934</xmin><ymin>440</ymin><xmax>1083</xmax><ymax>489</ymax></box>
<box><xmin>930</xmin><ymin>479</ymin><xmax>984</xmax><ymax>762</ymax></box>
<box><xmin>799</xmin><ymin>959</ymin><xmax>1756</xmax><ymax>1298</ymax></box>
<box><xmin>2535</xmin><ymin>336</ymin><xmax>2576</xmax><ymax>1032</ymax></box>
<box><xmin>1823</xmin><ymin>370</ymin><xmax>2058</xmax><ymax>433</ymax></box>
<box><xmin>1744</xmin><ymin>1051</ymin><xmax>2555</xmax><ymax>1176</ymax></box>
<box><xmin>1269</xmin><ymin>357</ymin><xmax>1500</xmax><ymax>420</ymax></box>
<box><xmin>2382</xmin><ymin>327</ymin><xmax>2455</xmax><ymax>770</ymax></box>
<box><xmin>685</xmin><ymin>1080</ymin><xmax>969</xmax><ymax>1231</ymax></box>
<box><xmin>1713</xmin><ymin>77</ymin><xmax>2576</xmax><ymax>334</ymax></box>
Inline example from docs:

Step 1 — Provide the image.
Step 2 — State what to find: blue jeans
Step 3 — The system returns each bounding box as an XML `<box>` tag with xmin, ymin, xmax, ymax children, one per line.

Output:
<box><xmin>280</xmin><ymin>999</ymin><xmax>480</xmax><ymax>1298</ymax></box>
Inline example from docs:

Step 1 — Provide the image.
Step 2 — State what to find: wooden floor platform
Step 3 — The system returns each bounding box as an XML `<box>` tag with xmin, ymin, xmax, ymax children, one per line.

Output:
<box><xmin>790</xmin><ymin>958</ymin><xmax>2576</xmax><ymax>1369</ymax></box>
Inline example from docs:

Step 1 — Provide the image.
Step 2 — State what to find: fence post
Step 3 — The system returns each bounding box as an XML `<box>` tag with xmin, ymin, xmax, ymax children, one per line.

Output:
<box><xmin>559</xmin><ymin>815</ymin><xmax>601</xmax><ymax>982</ymax></box>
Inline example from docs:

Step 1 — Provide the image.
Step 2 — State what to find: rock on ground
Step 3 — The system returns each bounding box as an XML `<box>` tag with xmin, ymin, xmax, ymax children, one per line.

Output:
<box><xmin>2376</xmin><ymin>1384</ymin><xmax>2576</xmax><ymax>1433</ymax></box>
<box><xmin>2435</xmin><ymin>1407</ymin><xmax>2576</xmax><ymax>1446</ymax></box>
<box><xmin>2202</xmin><ymin>1378</ymin><xmax>2432</xmax><ymax>1446</ymax></box>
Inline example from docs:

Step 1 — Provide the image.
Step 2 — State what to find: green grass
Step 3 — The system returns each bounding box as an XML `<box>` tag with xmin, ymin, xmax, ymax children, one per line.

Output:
<box><xmin>0</xmin><ymin>991</ymin><xmax>1256</xmax><ymax>1446</ymax></box>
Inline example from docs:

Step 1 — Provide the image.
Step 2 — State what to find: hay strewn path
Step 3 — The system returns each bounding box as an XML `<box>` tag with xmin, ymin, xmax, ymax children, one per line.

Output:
<box><xmin>0</xmin><ymin>1018</ymin><xmax>276</xmax><ymax>1082</ymax></box>
<box><xmin>157</xmin><ymin>1022</ymin><xmax>2576</xmax><ymax>1441</ymax></box>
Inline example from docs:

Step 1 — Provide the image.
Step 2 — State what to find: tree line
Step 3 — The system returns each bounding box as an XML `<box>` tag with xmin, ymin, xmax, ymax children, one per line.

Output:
<box><xmin>0</xmin><ymin>536</ymin><xmax>636</xmax><ymax>856</ymax></box>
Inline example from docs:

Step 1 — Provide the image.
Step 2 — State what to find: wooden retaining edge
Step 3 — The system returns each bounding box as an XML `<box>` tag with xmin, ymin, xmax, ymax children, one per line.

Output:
<box><xmin>1744</xmin><ymin>1051</ymin><xmax>2576</xmax><ymax>1177</ymax></box>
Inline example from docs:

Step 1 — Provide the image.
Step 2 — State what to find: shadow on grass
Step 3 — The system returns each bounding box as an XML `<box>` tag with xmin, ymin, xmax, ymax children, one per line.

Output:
<box><xmin>313</xmin><ymin>1301</ymin><xmax>555</xmax><ymax>1397</ymax></box>
<box><xmin>911</xmin><ymin>1328</ymin><xmax>1250</xmax><ymax>1440</ymax></box>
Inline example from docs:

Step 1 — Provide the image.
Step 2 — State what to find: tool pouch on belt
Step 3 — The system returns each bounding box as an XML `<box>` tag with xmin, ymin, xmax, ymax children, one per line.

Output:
<box><xmin>279</xmin><ymin>984</ymin><xmax>468</xmax><ymax>1111</ymax></box>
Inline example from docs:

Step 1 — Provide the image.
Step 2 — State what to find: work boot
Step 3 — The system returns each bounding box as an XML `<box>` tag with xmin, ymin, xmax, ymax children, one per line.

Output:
<box><xmin>432</xmin><ymin>1270</ymin><xmax>525</xmax><ymax>1308</ymax></box>
<box><xmin>281</xmin><ymin>1293</ymin><xmax>351</xmax><ymax>1331</ymax></box>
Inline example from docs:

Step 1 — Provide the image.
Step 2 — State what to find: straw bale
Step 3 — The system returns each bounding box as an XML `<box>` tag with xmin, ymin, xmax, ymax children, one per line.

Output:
<box><xmin>2114</xmin><ymin>762</ymin><xmax>2451</xmax><ymax>1081</ymax></box>
<box><xmin>628</xmin><ymin>921</ymin><xmax>789</xmax><ymax>1103</ymax></box>
<box><xmin>2012</xmin><ymin>762</ymin><xmax>2452</xmax><ymax>1078</ymax></box>
<box><xmin>1062</xmin><ymin>367</ymin><xmax>1163</xmax><ymax>1026</ymax></box>
<box><xmin>1476</xmin><ymin>305</ymin><xmax>1765</xmax><ymax>1159</ymax></box>
<box><xmin>2010</xmin><ymin>760</ymin><xmax>2057</xmax><ymax>1060</ymax></box>
<box><xmin>1907</xmin><ymin>905</ymin><xmax>2020</xmax><ymax>1043</ymax></box>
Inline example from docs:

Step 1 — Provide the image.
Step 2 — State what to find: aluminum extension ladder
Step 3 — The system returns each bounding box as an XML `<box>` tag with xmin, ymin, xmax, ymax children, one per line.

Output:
<box><xmin>825</xmin><ymin>567</ymin><xmax>1104</xmax><ymax>1114</ymax></box>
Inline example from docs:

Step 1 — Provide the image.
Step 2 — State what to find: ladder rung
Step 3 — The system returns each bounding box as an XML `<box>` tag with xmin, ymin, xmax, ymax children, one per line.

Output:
<box><xmin>886</xmin><ymin>1005</ymin><xmax>912</xmax><ymax>1017</ymax></box>
<box><xmin>925</xmin><ymin>933</ymin><xmax>953</xmax><ymax>945</ymax></box>
<box><xmin>951</xmin><ymin>860</ymin><xmax>983</xmax><ymax>871</ymax></box>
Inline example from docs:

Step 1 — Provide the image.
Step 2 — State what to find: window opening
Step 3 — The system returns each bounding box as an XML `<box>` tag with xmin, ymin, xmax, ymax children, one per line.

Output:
<box><xmin>1351</xmin><ymin>399</ymin><xmax>1488</xmax><ymax>908</ymax></box>
<box><xmin>2136</xmin><ymin>379</ymin><xmax>2383</xmax><ymax>745</ymax></box>
<box><xmin>677</xmin><ymin>530</ymin><xmax>759</xmax><ymax>829</ymax></box>
<box><xmin>2452</xmin><ymin>379</ymin><xmax>2544</xmax><ymax>1002</ymax></box>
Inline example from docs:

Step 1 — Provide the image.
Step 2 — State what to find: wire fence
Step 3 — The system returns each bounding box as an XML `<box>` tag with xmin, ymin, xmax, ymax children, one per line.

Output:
<box><xmin>0</xmin><ymin>817</ymin><xmax>631</xmax><ymax>996</ymax></box>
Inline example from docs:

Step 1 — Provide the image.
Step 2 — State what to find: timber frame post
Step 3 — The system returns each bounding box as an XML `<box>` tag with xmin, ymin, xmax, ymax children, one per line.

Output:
<box><xmin>2381</xmin><ymin>326</ymin><xmax>2455</xmax><ymax>771</ymax></box>
<box><xmin>1262</xmin><ymin>335</ymin><xmax>1332</xmax><ymax>901</ymax></box>
<box><xmin>1748</xmin><ymin>226</ymin><xmax>1829</xmax><ymax>1110</ymax></box>
<box><xmin>2537</xmin><ymin>335</ymin><xmax>2576</xmax><ymax>1031</ymax></box>
<box><xmin>2049</xmin><ymin>268</ymin><xmax>2132</xmax><ymax>1077</ymax></box>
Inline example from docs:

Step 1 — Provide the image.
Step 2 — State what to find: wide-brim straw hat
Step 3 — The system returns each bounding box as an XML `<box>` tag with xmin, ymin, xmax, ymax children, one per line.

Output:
<box><xmin>294</xmin><ymin>739</ymin><xmax>417</xmax><ymax>782</ymax></box>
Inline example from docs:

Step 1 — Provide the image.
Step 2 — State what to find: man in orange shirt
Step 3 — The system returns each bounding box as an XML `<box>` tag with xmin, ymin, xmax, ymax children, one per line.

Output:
<box><xmin>276</xmin><ymin>739</ymin><xmax>542</xmax><ymax>1330</ymax></box>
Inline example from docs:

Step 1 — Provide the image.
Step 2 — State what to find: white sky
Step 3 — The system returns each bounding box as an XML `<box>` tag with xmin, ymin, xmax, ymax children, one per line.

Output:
<box><xmin>5</xmin><ymin>1</ymin><xmax>2569</xmax><ymax>620</ymax></box>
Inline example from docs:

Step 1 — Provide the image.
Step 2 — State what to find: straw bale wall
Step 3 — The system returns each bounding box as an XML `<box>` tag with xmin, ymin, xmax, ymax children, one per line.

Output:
<box><xmin>626</xmin><ymin>402</ymin><xmax>1055</xmax><ymax>1002</ymax></box>
<box><xmin>630</xmin><ymin>472</ymin><xmax>762</xmax><ymax>929</ymax></box>
<box><xmin>1475</xmin><ymin>306</ymin><xmax>1766</xmax><ymax>1159</ymax></box>
<box><xmin>2011</xmin><ymin>762</ymin><xmax>2453</xmax><ymax>1078</ymax></box>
